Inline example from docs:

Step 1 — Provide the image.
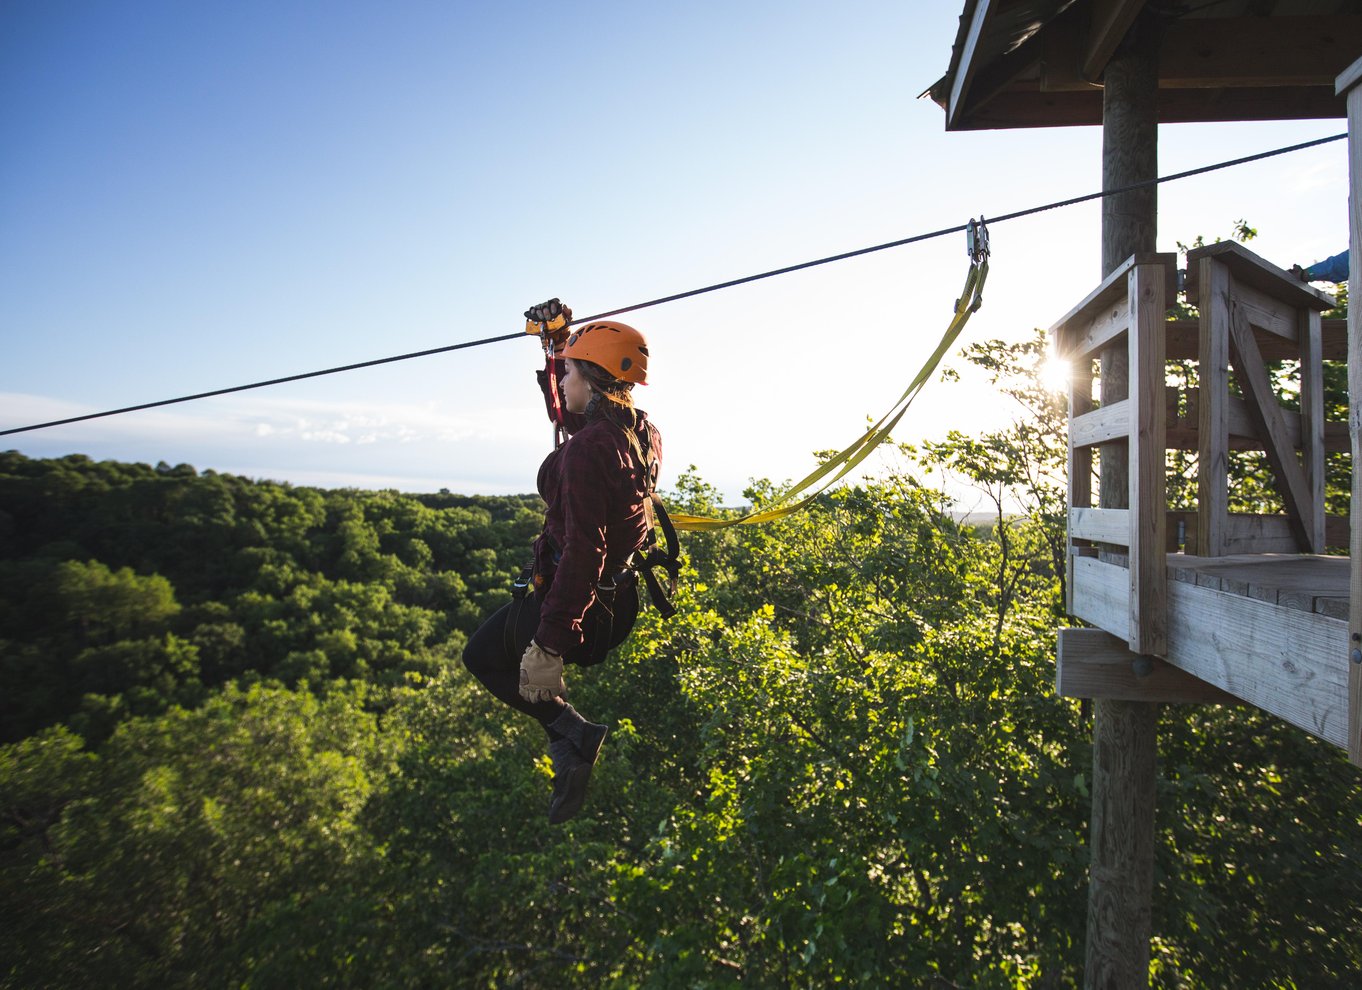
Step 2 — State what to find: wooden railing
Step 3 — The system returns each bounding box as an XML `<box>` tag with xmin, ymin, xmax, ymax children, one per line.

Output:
<box><xmin>1183</xmin><ymin>242</ymin><xmax>1342</xmax><ymax>555</ymax></box>
<box><xmin>1053</xmin><ymin>253</ymin><xmax>1175</xmax><ymax>656</ymax></box>
<box><xmin>1051</xmin><ymin>243</ymin><xmax>1342</xmax><ymax>657</ymax></box>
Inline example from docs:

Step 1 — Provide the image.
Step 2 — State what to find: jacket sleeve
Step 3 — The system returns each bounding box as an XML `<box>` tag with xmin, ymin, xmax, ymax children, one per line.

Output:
<box><xmin>1305</xmin><ymin>250</ymin><xmax>1350</xmax><ymax>284</ymax></box>
<box><xmin>535</xmin><ymin>357</ymin><xmax>589</xmax><ymax>435</ymax></box>
<box><xmin>534</xmin><ymin>432</ymin><xmax>614</xmax><ymax>655</ymax></box>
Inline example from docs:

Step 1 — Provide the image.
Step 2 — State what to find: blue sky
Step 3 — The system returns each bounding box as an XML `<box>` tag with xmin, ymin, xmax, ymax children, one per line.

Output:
<box><xmin>1</xmin><ymin>1</ymin><xmax>1350</xmax><ymax>504</ymax></box>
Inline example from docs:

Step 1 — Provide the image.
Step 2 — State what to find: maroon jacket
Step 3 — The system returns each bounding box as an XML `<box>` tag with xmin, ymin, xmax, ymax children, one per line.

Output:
<box><xmin>532</xmin><ymin>358</ymin><xmax>661</xmax><ymax>657</ymax></box>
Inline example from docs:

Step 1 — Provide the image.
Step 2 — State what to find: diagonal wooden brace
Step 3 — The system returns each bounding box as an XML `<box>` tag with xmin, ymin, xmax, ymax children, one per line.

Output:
<box><xmin>1227</xmin><ymin>303</ymin><xmax>1321</xmax><ymax>553</ymax></box>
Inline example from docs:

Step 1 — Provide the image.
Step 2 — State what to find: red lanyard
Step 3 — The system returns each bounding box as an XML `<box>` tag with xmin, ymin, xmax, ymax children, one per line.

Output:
<box><xmin>545</xmin><ymin>351</ymin><xmax>566</xmax><ymax>448</ymax></box>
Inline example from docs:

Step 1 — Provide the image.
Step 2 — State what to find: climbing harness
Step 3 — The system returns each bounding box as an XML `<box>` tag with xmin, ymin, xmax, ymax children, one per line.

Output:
<box><xmin>668</xmin><ymin>219</ymin><xmax>990</xmax><ymax>532</ymax></box>
<box><xmin>502</xmin><ymin>559</ymin><xmax>639</xmax><ymax>666</ymax></box>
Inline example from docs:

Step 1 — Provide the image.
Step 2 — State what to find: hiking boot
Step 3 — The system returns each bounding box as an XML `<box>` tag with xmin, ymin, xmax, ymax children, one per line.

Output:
<box><xmin>545</xmin><ymin>720</ymin><xmax>610</xmax><ymax>825</ymax></box>
<box><xmin>548</xmin><ymin>760</ymin><xmax>595</xmax><ymax>824</ymax></box>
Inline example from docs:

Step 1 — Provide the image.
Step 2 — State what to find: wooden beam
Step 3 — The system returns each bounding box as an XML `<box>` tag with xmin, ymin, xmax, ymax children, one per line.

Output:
<box><xmin>1082</xmin><ymin>0</ymin><xmax>1146</xmax><ymax>83</ymax></box>
<box><xmin>1071</xmin><ymin>552</ymin><xmax>1128</xmax><ymax>635</ymax></box>
<box><xmin>1159</xmin><ymin>16</ymin><xmax>1362</xmax><ymax>89</ymax></box>
<box><xmin>1061</xmin><ymin>301</ymin><xmax>1129</xmax><ymax>364</ymax></box>
<box><xmin>1086</xmin><ymin>697</ymin><xmax>1156</xmax><ymax>987</ymax></box>
<box><xmin>1057</xmin><ymin>628</ymin><xmax>1239</xmax><ymax>704</ymax></box>
<box><xmin>1071</xmin><ymin>400</ymin><xmax>1130</xmax><ymax>449</ymax></box>
<box><xmin>1186</xmin><ymin>241</ymin><xmax>1336</xmax><ymax>313</ymax></box>
<box><xmin>1053</xmin><ymin>15</ymin><xmax>1362</xmax><ymax>92</ymax></box>
<box><xmin>1068</xmin><ymin>358</ymin><xmax>1095</xmax><ymax>616</ymax></box>
<box><xmin>1235</xmin><ymin>280</ymin><xmax>1309</xmax><ymax>342</ymax></box>
<box><xmin>1156</xmin><ymin>85</ymin><xmax>1345</xmax><ymax>123</ymax></box>
<box><xmin>1170</xmin><ymin>512</ymin><xmax>1351</xmax><ymax>556</ymax></box>
<box><xmin>948</xmin><ymin>0</ymin><xmax>996</xmax><ymax>131</ymax></box>
<box><xmin>1339</xmin><ymin>53</ymin><xmax>1362</xmax><ymax>96</ymax></box>
<box><xmin>1127</xmin><ymin>262</ymin><xmax>1167</xmax><ymax>655</ymax></box>
<box><xmin>1041</xmin><ymin>6</ymin><xmax>1096</xmax><ymax>94</ymax></box>
<box><xmin>1072</xmin><ymin>555</ymin><xmax>1351</xmax><ymax>750</ymax></box>
<box><xmin>1197</xmin><ymin>258</ymin><xmax>1231</xmax><ymax>557</ymax></box>
<box><xmin>956</xmin><ymin>26</ymin><xmax>1047</xmax><ymax>129</ymax></box>
<box><xmin>1165</xmin><ymin>319</ymin><xmax>1346</xmax><ymax>362</ymax></box>
<box><xmin>1088</xmin><ymin>38</ymin><xmax>1158</xmax><ymax>990</ymax></box>
<box><xmin>1168</xmin><ymin>581</ymin><xmax>1349</xmax><ymax>749</ymax></box>
<box><xmin>1072</xmin><ymin>507</ymin><xmax>1129</xmax><ymax>546</ymax></box>
<box><xmin>1342</xmin><ymin>54</ymin><xmax>1362</xmax><ymax>768</ymax></box>
<box><xmin>1167</xmin><ymin>392</ymin><xmax>1352</xmax><ymax>454</ymax></box>
<box><xmin>1228</xmin><ymin>303</ymin><xmax>1319</xmax><ymax>552</ymax></box>
<box><xmin>942</xmin><ymin>84</ymin><xmax>1344</xmax><ymax>131</ymax></box>
<box><xmin>1299</xmin><ymin>308</ymin><xmax>1327</xmax><ymax>553</ymax></box>
<box><xmin>1051</xmin><ymin>253</ymin><xmax>1175</xmax><ymax>356</ymax></box>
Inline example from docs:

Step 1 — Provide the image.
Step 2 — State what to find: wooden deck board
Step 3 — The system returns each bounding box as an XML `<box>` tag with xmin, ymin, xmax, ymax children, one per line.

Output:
<box><xmin>1070</xmin><ymin>554</ymin><xmax>1351</xmax><ymax>749</ymax></box>
<box><xmin>1164</xmin><ymin>553</ymin><xmax>1350</xmax><ymax>617</ymax></box>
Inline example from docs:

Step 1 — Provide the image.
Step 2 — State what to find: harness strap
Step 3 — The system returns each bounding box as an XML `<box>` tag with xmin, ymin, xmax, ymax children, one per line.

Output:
<box><xmin>545</xmin><ymin>354</ymin><xmax>567</xmax><ymax>449</ymax></box>
<box><xmin>629</xmin><ymin>421</ymin><xmax>681</xmax><ymax>617</ymax></box>
<box><xmin>503</xmin><ymin>563</ymin><xmax>534</xmax><ymax>657</ymax></box>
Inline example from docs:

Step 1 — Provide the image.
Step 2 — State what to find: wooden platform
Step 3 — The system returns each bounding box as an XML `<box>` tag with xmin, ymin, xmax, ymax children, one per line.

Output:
<box><xmin>1166</xmin><ymin>553</ymin><xmax>1350</xmax><ymax>621</ymax></box>
<box><xmin>1066</xmin><ymin>552</ymin><xmax>1352</xmax><ymax>750</ymax></box>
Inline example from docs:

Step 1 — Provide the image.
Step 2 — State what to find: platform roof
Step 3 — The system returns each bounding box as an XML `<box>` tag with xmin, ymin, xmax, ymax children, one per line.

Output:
<box><xmin>925</xmin><ymin>0</ymin><xmax>1362</xmax><ymax>131</ymax></box>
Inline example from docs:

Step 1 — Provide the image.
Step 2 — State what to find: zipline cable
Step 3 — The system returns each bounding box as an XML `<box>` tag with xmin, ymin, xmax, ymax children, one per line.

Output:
<box><xmin>0</xmin><ymin>333</ymin><xmax>527</xmax><ymax>438</ymax></box>
<box><xmin>0</xmin><ymin>131</ymin><xmax>1345</xmax><ymax>440</ymax></box>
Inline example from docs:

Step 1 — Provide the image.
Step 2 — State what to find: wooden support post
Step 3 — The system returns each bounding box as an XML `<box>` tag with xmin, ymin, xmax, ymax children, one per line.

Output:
<box><xmin>1196</xmin><ymin>258</ymin><xmax>1231</xmax><ymax>557</ymax></box>
<box><xmin>1341</xmin><ymin>55</ymin><xmax>1362</xmax><ymax>768</ymax></box>
<box><xmin>1088</xmin><ymin>15</ymin><xmax>1159</xmax><ymax>989</ymax></box>
<box><xmin>1127</xmin><ymin>262</ymin><xmax>1167</xmax><ymax>655</ymax></box>
<box><xmin>1299</xmin><ymin>307</ymin><xmax>1326</xmax><ymax>553</ymax></box>
<box><xmin>1086</xmin><ymin>696</ymin><xmax>1156</xmax><ymax>989</ymax></box>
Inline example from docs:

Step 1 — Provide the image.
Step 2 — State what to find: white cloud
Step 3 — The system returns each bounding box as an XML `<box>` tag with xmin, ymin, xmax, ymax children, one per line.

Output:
<box><xmin>0</xmin><ymin>390</ymin><xmax>549</xmax><ymax>493</ymax></box>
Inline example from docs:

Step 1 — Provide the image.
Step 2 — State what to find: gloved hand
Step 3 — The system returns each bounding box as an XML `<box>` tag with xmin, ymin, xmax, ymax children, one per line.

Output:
<box><xmin>519</xmin><ymin>639</ymin><xmax>566</xmax><ymax>702</ymax></box>
<box><xmin>524</xmin><ymin>298</ymin><xmax>573</xmax><ymax>349</ymax></box>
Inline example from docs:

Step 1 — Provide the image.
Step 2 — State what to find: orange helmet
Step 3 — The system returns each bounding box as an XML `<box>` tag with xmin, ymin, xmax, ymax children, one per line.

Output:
<box><xmin>562</xmin><ymin>320</ymin><xmax>649</xmax><ymax>385</ymax></box>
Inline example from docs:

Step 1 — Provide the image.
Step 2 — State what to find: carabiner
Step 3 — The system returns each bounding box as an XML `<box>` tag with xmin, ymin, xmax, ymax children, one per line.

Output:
<box><xmin>966</xmin><ymin>217</ymin><xmax>990</xmax><ymax>264</ymax></box>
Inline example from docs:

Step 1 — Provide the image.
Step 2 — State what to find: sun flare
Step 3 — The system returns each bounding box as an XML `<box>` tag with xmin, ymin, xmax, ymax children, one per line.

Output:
<box><xmin>1039</xmin><ymin>351</ymin><xmax>1072</xmax><ymax>394</ymax></box>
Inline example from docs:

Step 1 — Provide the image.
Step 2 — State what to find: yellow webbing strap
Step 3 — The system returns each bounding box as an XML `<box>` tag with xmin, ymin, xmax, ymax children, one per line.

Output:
<box><xmin>670</xmin><ymin>258</ymin><xmax>988</xmax><ymax>532</ymax></box>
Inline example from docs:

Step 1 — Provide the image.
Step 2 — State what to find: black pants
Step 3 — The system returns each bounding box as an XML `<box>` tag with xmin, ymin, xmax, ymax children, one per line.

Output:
<box><xmin>461</xmin><ymin>580</ymin><xmax>639</xmax><ymax>737</ymax></box>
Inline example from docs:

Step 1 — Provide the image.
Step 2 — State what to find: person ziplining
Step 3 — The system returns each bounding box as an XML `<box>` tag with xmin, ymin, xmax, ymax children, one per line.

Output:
<box><xmin>455</xmin><ymin>228</ymin><xmax>987</xmax><ymax>822</ymax></box>
<box><xmin>460</xmin><ymin>301</ymin><xmax>675</xmax><ymax>824</ymax></box>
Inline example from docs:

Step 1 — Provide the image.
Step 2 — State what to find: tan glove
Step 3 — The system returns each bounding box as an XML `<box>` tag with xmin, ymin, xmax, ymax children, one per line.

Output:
<box><xmin>519</xmin><ymin>640</ymin><xmax>566</xmax><ymax>703</ymax></box>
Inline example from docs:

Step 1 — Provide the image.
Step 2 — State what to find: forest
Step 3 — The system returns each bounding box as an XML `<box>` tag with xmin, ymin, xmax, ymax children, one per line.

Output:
<box><xmin>3</xmin><ymin>329</ymin><xmax>1361</xmax><ymax>988</ymax></box>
